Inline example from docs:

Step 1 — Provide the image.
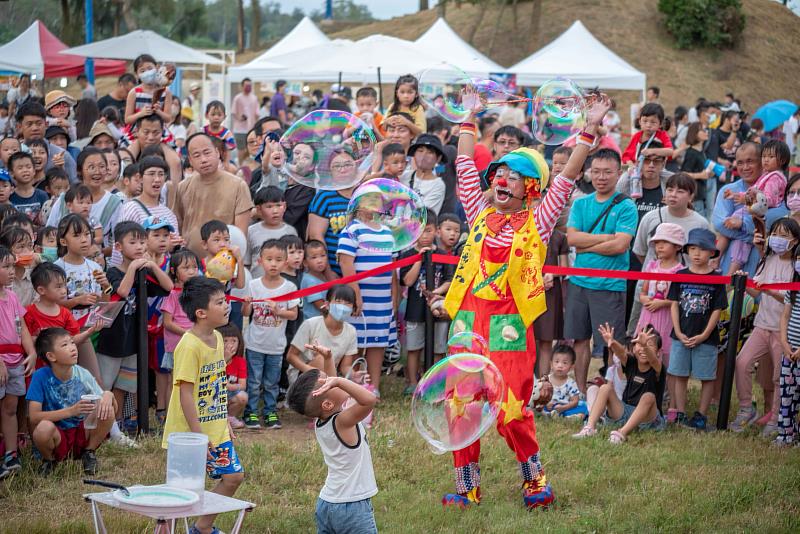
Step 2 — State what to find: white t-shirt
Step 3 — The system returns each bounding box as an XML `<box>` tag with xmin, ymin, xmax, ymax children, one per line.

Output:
<box><xmin>245</xmin><ymin>222</ymin><xmax>298</xmax><ymax>277</ymax></box>
<box><xmin>412</xmin><ymin>174</ymin><xmax>445</xmax><ymax>215</ymax></box>
<box><xmin>632</xmin><ymin>207</ymin><xmax>710</xmax><ymax>267</ymax></box>
<box><xmin>289</xmin><ymin>316</ymin><xmax>358</xmax><ymax>381</ymax></box>
<box><xmin>54</xmin><ymin>257</ymin><xmax>103</xmax><ymax>320</ymax></box>
<box><xmin>46</xmin><ymin>190</ymin><xmax>122</xmax><ymax>247</ymax></box>
<box><xmin>243</xmin><ymin>278</ymin><xmax>299</xmax><ymax>354</ymax></box>
<box><xmin>316</xmin><ymin>414</ymin><xmax>378</xmax><ymax>503</ymax></box>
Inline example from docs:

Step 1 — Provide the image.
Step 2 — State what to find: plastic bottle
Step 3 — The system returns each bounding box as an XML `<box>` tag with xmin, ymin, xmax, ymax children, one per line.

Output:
<box><xmin>629</xmin><ymin>164</ymin><xmax>643</xmax><ymax>199</ymax></box>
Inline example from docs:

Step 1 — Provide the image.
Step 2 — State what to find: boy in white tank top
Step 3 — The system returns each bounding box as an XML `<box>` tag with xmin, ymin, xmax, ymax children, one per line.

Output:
<box><xmin>287</xmin><ymin>344</ymin><xmax>378</xmax><ymax>534</ymax></box>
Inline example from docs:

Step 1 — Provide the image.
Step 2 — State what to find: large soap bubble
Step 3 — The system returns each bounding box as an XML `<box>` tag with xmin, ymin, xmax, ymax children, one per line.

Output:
<box><xmin>344</xmin><ymin>178</ymin><xmax>427</xmax><ymax>253</ymax></box>
<box><xmin>412</xmin><ymin>353</ymin><xmax>505</xmax><ymax>453</ymax></box>
<box><xmin>280</xmin><ymin>110</ymin><xmax>376</xmax><ymax>190</ymax></box>
<box><xmin>419</xmin><ymin>64</ymin><xmax>512</xmax><ymax>123</ymax></box>
<box><xmin>447</xmin><ymin>331</ymin><xmax>489</xmax><ymax>357</ymax></box>
<box><xmin>531</xmin><ymin>78</ymin><xmax>587</xmax><ymax>145</ymax></box>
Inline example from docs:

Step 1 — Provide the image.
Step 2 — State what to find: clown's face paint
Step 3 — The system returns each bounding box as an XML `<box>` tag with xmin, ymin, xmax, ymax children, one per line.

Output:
<box><xmin>492</xmin><ymin>165</ymin><xmax>526</xmax><ymax>212</ymax></box>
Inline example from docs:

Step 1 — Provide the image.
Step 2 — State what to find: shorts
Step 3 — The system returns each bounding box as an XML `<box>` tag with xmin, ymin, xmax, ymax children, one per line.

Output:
<box><xmin>53</xmin><ymin>421</ymin><xmax>91</xmax><ymax>461</ymax></box>
<box><xmin>97</xmin><ymin>353</ymin><xmax>138</xmax><ymax>393</ymax></box>
<box><xmin>405</xmin><ymin>321</ymin><xmax>449</xmax><ymax>354</ymax></box>
<box><xmin>0</xmin><ymin>362</ymin><xmax>26</xmax><ymax>398</ymax></box>
<box><xmin>668</xmin><ymin>342</ymin><xmax>717</xmax><ymax>381</ymax></box>
<box><xmin>206</xmin><ymin>440</ymin><xmax>244</xmax><ymax>479</ymax></box>
<box><xmin>234</xmin><ymin>133</ymin><xmax>248</xmax><ymax>150</ymax></box>
<box><xmin>564</xmin><ymin>282</ymin><xmax>626</xmax><ymax>353</ymax></box>
<box><xmin>162</xmin><ymin>351</ymin><xmax>175</xmax><ymax>371</ymax></box>
<box><xmin>612</xmin><ymin>402</ymin><xmax>666</xmax><ymax>431</ymax></box>
<box><xmin>316</xmin><ymin>497</ymin><xmax>377</xmax><ymax>534</ymax></box>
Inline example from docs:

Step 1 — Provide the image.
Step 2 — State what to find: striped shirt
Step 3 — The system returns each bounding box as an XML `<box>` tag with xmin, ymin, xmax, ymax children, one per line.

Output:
<box><xmin>309</xmin><ymin>190</ymin><xmax>352</xmax><ymax>275</ymax></box>
<box><xmin>110</xmin><ymin>199</ymin><xmax>180</xmax><ymax>266</ymax></box>
<box><xmin>785</xmin><ymin>292</ymin><xmax>800</xmax><ymax>349</ymax></box>
<box><xmin>203</xmin><ymin>125</ymin><xmax>237</xmax><ymax>152</ymax></box>
<box><xmin>456</xmin><ymin>155</ymin><xmax>573</xmax><ymax>248</ymax></box>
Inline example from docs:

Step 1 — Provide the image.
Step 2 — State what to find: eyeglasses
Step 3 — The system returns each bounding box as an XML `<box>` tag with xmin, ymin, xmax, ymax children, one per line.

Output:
<box><xmin>643</xmin><ymin>157</ymin><xmax>665</xmax><ymax>165</ymax></box>
<box><xmin>495</xmin><ymin>139</ymin><xmax>520</xmax><ymax>148</ymax></box>
<box><xmin>590</xmin><ymin>169</ymin><xmax>618</xmax><ymax>178</ymax></box>
<box><xmin>331</xmin><ymin>162</ymin><xmax>356</xmax><ymax>172</ymax></box>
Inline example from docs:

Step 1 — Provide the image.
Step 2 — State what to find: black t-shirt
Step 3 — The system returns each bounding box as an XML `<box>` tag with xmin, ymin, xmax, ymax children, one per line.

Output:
<box><xmin>97</xmin><ymin>267</ymin><xmax>170</xmax><ymax>357</ymax></box>
<box><xmin>440</xmin><ymin>144</ymin><xmax>458</xmax><ymax>215</ymax></box>
<box><xmin>96</xmin><ymin>94</ymin><xmax>126</xmax><ymax>116</ymax></box>
<box><xmin>706</xmin><ymin>128</ymin><xmax>744</xmax><ymax>166</ymax></box>
<box><xmin>281</xmin><ymin>271</ymin><xmax>303</xmax><ymax>342</ymax></box>
<box><xmin>398</xmin><ymin>247</ymin><xmax>454</xmax><ymax>323</ymax></box>
<box><xmin>621</xmin><ymin>356</ymin><xmax>666</xmax><ymax>413</ymax></box>
<box><xmin>681</xmin><ymin>147</ymin><xmax>707</xmax><ymax>199</ymax></box>
<box><xmin>629</xmin><ymin>185</ymin><xmax>663</xmax><ymax>272</ymax></box>
<box><xmin>667</xmin><ymin>268</ymin><xmax>728</xmax><ymax>346</ymax></box>
<box><xmin>283</xmin><ymin>182</ymin><xmax>315</xmax><ymax>239</ymax></box>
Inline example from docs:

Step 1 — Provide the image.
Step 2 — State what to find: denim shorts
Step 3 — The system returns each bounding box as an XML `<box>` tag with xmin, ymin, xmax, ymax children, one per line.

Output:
<box><xmin>315</xmin><ymin>497</ymin><xmax>377</xmax><ymax>534</ymax></box>
<box><xmin>613</xmin><ymin>402</ymin><xmax>666</xmax><ymax>431</ymax></box>
<box><xmin>668</xmin><ymin>342</ymin><xmax>717</xmax><ymax>380</ymax></box>
<box><xmin>206</xmin><ymin>440</ymin><xmax>244</xmax><ymax>479</ymax></box>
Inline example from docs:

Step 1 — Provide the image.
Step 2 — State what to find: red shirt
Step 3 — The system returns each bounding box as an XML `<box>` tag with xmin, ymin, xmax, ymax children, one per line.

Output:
<box><xmin>621</xmin><ymin>129</ymin><xmax>673</xmax><ymax>164</ymax></box>
<box><xmin>473</xmin><ymin>143</ymin><xmax>493</xmax><ymax>172</ymax></box>
<box><xmin>225</xmin><ymin>355</ymin><xmax>247</xmax><ymax>386</ymax></box>
<box><xmin>25</xmin><ymin>303</ymin><xmax>80</xmax><ymax>338</ymax></box>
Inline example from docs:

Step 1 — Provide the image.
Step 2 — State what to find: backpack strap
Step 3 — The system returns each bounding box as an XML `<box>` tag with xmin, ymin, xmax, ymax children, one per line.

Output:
<box><xmin>587</xmin><ymin>193</ymin><xmax>628</xmax><ymax>234</ymax></box>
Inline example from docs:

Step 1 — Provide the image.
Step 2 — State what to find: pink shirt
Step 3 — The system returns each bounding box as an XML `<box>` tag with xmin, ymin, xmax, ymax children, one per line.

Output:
<box><xmin>0</xmin><ymin>289</ymin><xmax>26</xmax><ymax>366</ymax></box>
<box><xmin>752</xmin><ymin>170</ymin><xmax>787</xmax><ymax>209</ymax></box>
<box><xmin>753</xmin><ymin>254</ymin><xmax>794</xmax><ymax>332</ymax></box>
<box><xmin>160</xmin><ymin>289</ymin><xmax>194</xmax><ymax>352</ymax></box>
<box><xmin>231</xmin><ymin>92</ymin><xmax>259</xmax><ymax>134</ymax></box>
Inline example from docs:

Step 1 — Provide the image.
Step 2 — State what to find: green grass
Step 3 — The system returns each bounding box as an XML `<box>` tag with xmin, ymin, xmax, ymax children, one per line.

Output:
<box><xmin>1</xmin><ymin>376</ymin><xmax>799</xmax><ymax>534</ymax></box>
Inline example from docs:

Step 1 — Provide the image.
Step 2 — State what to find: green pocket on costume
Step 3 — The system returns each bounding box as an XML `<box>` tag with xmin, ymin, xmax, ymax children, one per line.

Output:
<box><xmin>449</xmin><ymin>310</ymin><xmax>475</xmax><ymax>339</ymax></box>
<box><xmin>489</xmin><ymin>314</ymin><xmax>526</xmax><ymax>352</ymax></box>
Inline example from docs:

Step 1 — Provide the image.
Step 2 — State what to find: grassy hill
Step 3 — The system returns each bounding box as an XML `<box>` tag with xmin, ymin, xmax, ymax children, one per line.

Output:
<box><xmin>327</xmin><ymin>0</ymin><xmax>800</xmax><ymax>120</ymax></box>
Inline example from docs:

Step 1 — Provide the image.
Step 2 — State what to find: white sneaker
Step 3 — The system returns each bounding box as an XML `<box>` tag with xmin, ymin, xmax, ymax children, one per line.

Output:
<box><xmin>109</xmin><ymin>423</ymin><xmax>139</xmax><ymax>448</ymax></box>
<box><xmin>571</xmin><ymin>425</ymin><xmax>597</xmax><ymax>439</ymax></box>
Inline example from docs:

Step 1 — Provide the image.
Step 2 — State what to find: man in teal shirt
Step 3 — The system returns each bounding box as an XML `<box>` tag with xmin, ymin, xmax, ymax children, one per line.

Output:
<box><xmin>566</xmin><ymin>149</ymin><xmax>638</xmax><ymax>393</ymax></box>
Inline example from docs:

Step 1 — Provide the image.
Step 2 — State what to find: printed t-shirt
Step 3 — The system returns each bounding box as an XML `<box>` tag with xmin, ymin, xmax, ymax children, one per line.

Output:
<box><xmin>667</xmin><ymin>268</ymin><xmax>728</xmax><ymax>346</ymax></box>
<box><xmin>27</xmin><ymin>365</ymin><xmax>102</xmax><ymax>429</ymax></box>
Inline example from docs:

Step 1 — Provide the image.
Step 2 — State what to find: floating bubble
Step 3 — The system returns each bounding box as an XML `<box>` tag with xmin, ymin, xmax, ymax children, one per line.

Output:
<box><xmin>447</xmin><ymin>331</ymin><xmax>489</xmax><ymax>357</ymax></box>
<box><xmin>344</xmin><ymin>178</ymin><xmax>427</xmax><ymax>253</ymax></box>
<box><xmin>419</xmin><ymin>64</ymin><xmax>513</xmax><ymax>123</ymax></box>
<box><xmin>532</xmin><ymin>78</ymin><xmax>587</xmax><ymax>146</ymax></box>
<box><xmin>280</xmin><ymin>110</ymin><xmax>376</xmax><ymax>190</ymax></box>
<box><xmin>412</xmin><ymin>353</ymin><xmax>505</xmax><ymax>453</ymax></box>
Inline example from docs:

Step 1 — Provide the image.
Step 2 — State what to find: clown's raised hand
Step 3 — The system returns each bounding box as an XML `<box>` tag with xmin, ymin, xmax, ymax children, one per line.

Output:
<box><xmin>585</xmin><ymin>93</ymin><xmax>611</xmax><ymax>127</ymax></box>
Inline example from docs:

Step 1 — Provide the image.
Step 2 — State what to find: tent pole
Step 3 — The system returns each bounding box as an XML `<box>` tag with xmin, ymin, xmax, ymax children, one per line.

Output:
<box><xmin>84</xmin><ymin>0</ymin><xmax>95</xmax><ymax>83</ymax></box>
<box><xmin>377</xmin><ymin>67</ymin><xmax>383</xmax><ymax>113</ymax></box>
<box><xmin>338</xmin><ymin>71</ymin><xmax>342</xmax><ymax>92</ymax></box>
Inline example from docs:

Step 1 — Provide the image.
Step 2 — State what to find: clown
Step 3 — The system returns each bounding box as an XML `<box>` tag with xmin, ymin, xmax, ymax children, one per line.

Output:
<box><xmin>441</xmin><ymin>94</ymin><xmax>611</xmax><ymax>509</ymax></box>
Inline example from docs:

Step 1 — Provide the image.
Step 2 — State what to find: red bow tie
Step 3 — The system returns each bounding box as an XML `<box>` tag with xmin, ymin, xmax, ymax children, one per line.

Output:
<box><xmin>485</xmin><ymin>211</ymin><xmax>529</xmax><ymax>235</ymax></box>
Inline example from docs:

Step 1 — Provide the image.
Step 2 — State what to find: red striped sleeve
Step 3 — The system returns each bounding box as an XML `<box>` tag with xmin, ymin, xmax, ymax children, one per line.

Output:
<box><xmin>455</xmin><ymin>155</ymin><xmax>490</xmax><ymax>226</ymax></box>
<box><xmin>534</xmin><ymin>174</ymin><xmax>574</xmax><ymax>245</ymax></box>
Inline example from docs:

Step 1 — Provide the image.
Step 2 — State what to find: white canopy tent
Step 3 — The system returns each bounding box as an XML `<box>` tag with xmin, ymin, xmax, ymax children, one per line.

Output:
<box><xmin>61</xmin><ymin>30</ymin><xmax>224</xmax><ymax>65</ymax></box>
<box><xmin>228</xmin><ymin>40</ymin><xmax>354</xmax><ymax>83</ymax></box>
<box><xmin>414</xmin><ymin>18</ymin><xmax>504</xmax><ymax>77</ymax></box>
<box><xmin>260</xmin><ymin>16</ymin><xmax>330</xmax><ymax>60</ymax></box>
<box><xmin>509</xmin><ymin>21</ymin><xmax>645</xmax><ymax>93</ymax></box>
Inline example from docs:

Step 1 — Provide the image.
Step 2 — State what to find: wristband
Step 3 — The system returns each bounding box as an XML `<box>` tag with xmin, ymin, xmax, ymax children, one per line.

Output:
<box><xmin>578</xmin><ymin>131</ymin><xmax>596</xmax><ymax>144</ymax></box>
<box><xmin>461</xmin><ymin>122</ymin><xmax>476</xmax><ymax>130</ymax></box>
<box><xmin>576</xmin><ymin>138</ymin><xmax>593</xmax><ymax>148</ymax></box>
<box><xmin>460</xmin><ymin>123</ymin><xmax>477</xmax><ymax>136</ymax></box>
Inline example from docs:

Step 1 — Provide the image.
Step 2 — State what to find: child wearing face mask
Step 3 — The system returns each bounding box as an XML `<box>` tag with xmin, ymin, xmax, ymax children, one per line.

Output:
<box><xmin>407</xmin><ymin>134</ymin><xmax>447</xmax><ymax>215</ymax></box>
<box><xmin>285</xmin><ymin>285</ymin><xmax>359</xmax><ymax>387</ymax></box>
<box><xmin>730</xmin><ymin>217</ymin><xmax>800</xmax><ymax>435</ymax></box>
<box><xmin>0</xmin><ymin>225</ymin><xmax>40</xmax><ymax>307</ymax></box>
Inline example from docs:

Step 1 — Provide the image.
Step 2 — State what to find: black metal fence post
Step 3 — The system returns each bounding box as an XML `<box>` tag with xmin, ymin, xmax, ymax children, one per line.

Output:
<box><xmin>136</xmin><ymin>269</ymin><xmax>150</xmax><ymax>435</ymax></box>
<box><xmin>717</xmin><ymin>272</ymin><xmax>747</xmax><ymax>431</ymax></box>
<box><xmin>423</xmin><ymin>250</ymin><xmax>435</xmax><ymax>372</ymax></box>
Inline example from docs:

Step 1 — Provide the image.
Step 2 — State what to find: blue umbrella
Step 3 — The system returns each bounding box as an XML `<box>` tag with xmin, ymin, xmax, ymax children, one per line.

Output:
<box><xmin>752</xmin><ymin>99</ymin><xmax>798</xmax><ymax>133</ymax></box>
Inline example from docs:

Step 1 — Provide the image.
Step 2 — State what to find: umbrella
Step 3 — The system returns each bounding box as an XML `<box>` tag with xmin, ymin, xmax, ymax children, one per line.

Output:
<box><xmin>61</xmin><ymin>30</ymin><xmax>223</xmax><ymax>65</ymax></box>
<box><xmin>752</xmin><ymin>100</ymin><xmax>798</xmax><ymax>133</ymax></box>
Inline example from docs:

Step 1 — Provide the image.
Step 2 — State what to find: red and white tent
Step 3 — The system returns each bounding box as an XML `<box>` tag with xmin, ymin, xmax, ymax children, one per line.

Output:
<box><xmin>0</xmin><ymin>21</ymin><xmax>127</xmax><ymax>78</ymax></box>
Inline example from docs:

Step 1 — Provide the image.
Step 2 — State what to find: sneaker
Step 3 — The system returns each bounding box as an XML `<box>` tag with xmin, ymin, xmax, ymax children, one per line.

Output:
<box><xmin>571</xmin><ymin>425</ymin><xmax>598</xmax><ymax>439</ymax></box>
<box><xmin>0</xmin><ymin>463</ymin><xmax>11</xmax><ymax>481</ymax></box>
<box><xmin>39</xmin><ymin>459</ymin><xmax>56</xmax><ymax>477</ymax></box>
<box><xmin>110</xmin><ymin>432</ymin><xmax>139</xmax><ymax>449</ymax></box>
<box><xmin>755</xmin><ymin>411</ymin><xmax>774</xmax><ymax>426</ymax></box>
<box><xmin>402</xmin><ymin>385</ymin><xmax>416</xmax><ymax>397</ymax></box>
<box><xmin>244</xmin><ymin>413</ymin><xmax>261</xmax><ymax>429</ymax></box>
<box><xmin>188</xmin><ymin>525</ymin><xmax>225</xmax><ymax>534</ymax></box>
<box><xmin>3</xmin><ymin>451</ymin><xmax>22</xmax><ymax>474</ymax></box>
<box><xmin>522</xmin><ymin>476</ymin><xmax>554</xmax><ymax>509</ymax></box>
<box><xmin>772</xmin><ymin>436</ymin><xmax>794</xmax><ymax>448</ymax></box>
<box><xmin>761</xmin><ymin>423</ymin><xmax>779</xmax><ymax>438</ymax></box>
<box><xmin>685</xmin><ymin>411</ymin><xmax>707</xmax><ymax>431</ymax></box>
<box><xmin>442</xmin><ymin>487</ymin><xmax>480</xmax><ymax>508</ymax></box>
<box><xmin>82</xmin><ymin>449</ymin><xmax>98</xmax><ymax>475</ymax></box>
<box><xmin>674</xmin><ymin>412</ymin><xmax>689</xmax><ymax>426</ymax></box>
<box><xmin>608</xmin><ymin>430</ymin><xmax>626</xmax><ymax>445</ymax></box>
<box><xmin>265</xmin><ymin>412</ymin><xmax>282</xmax><ymax>429</ymax></box>
<box><xmin>228</xmin><ymin>416</ymin><xmax>245</xmax><ymax>429</ymax></box>
<box><xmin>729</xmin><ymin>407</ymin><xmax>758</xmax><ymax>433</ymax></box>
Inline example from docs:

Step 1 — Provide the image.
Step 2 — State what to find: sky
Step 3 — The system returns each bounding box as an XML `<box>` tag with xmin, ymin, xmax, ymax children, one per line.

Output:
<box><xmin>278</xmin><ymin>0</ymin><xmax>439</xmax><ymax>20</ymax></box>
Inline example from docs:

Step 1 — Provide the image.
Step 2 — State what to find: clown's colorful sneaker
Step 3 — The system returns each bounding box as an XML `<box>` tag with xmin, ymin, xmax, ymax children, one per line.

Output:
<box><xmin>442</xmin><ymin>487</ymin><xmax>480</xmax><ymax>508</ymax></box>
<box><xmin>522</xmin><ymin>476</ymin><xmax>554</xmax><ymax>509</ymax></box>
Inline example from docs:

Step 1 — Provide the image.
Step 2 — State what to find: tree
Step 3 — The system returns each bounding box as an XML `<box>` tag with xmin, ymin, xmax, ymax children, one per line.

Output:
<box><xmin>467</xmin><ymin>0</ymin><xmax>488</xmax><ymax>44</ymax></box>
<box><xmin>311</xmin><ymin>0</ymin><xmax>373</xmax><ymax>21</ymax></box>
<box><xmin>528</xmin><ymin>0</ymin><xmax>541</xmax><ymax>52</ymax></box>
<box><xmin>251</xmin><ymin>0</ymin><xmax>261</xmax><ymax>50</ymax></box>
<box><xmin>236</xmin><ymin>0</ymin><xmax>245</xmax><ymax>52</ymax></box>
<box><xmin>419</xmin><ymin>0</ymin><xmax>430</xmax><ymax>10</ymax></box>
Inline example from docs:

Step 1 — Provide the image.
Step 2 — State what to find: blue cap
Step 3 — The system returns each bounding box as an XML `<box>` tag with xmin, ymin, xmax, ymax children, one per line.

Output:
<box><xmin>683</xmin><ymin>228</ymin><xmax>719</xmax><ymax>258</ymax></box>
<box><xmin>0</xmin><ymin>168</ymin><xmax>10</xmax><ymax>182</ymax></box>
<box><xmin>142</xmin><ymin>215</ymin><xmax>175</xmax><ymax>233</ymax></box>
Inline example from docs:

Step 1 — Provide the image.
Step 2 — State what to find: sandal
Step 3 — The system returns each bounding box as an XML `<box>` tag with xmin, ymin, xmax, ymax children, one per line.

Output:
<box><xmin>608</xmin><ymin>430</ymin><xmax>626</xmax><ymax>445</ymax></box>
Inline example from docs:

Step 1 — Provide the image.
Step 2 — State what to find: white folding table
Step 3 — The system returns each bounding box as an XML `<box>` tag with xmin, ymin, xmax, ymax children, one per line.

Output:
<box><xmin>83</xmin><ymin>490</ymin><xmax>255</xmax><ymax>534</ymax></box>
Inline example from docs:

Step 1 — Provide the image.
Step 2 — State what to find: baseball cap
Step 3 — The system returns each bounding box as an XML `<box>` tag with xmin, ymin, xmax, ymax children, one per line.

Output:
<box><xmin>142</xmin><ymin>215</ymin><xmax>175</xmax><ymax>233</ymax></box>
<box><xmin>0</xmin><ymin>168</ymin><xmax>10</xmax><ymax>182</ymax></box>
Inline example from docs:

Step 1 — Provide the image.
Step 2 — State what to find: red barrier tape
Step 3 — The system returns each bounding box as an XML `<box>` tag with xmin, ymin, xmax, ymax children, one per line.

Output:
<box><xmin>228</xmin><ymin>252</ymin><xmax>800</xmax><ymax>302</ymax></box>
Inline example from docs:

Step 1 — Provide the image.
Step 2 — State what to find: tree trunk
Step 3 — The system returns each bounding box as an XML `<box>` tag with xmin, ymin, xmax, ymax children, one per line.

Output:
<box><xmin>236</xmin><ymin>0</ymin><xmax>246</xmax><ymax>52</ymax></box>
<box><xmin>251</xmin><ymin>0</ymin><xmax>261</xmax><ymax>50</ymax></box>
<box><xmin>438</xmin><ymin>0</ymin><xmax>447</xmax><ymax>17</ymax></box>
<box><xmin>467</xmin><ymin>0</ymin><xmax>489</xmax><ymax>44</ymax></box>
<box><xmin>511</xmin><ymin>0</ymin><xmax>518</xmax><ymax>31</ymax></box>
<box><xmin>60</xmin><ymin>0</ymin><xmax>71</xmax><ymax>41</ymax></box>
<box><xmin>113</xmin><ymin>0</ymin><xmax>121</xmax><ymax>36</ymax></box>
<box><xmin>121</xmin><ymin>0</ymin><xmax>138</xmax><ymax>32</ymax></box>
<box><xmin>419</xmin><ymin>0</ymin><xmax>430</xmax><ymax>11</ymax></box>
<box><xmin>488</xmin><ymin>0</ymin><xmax>507</xmax><ymax>57</ymax></box>
<box><xmin>528</xmin><ymin>0</ymin><xmax>542</xmax><ymax>53</ymax></box>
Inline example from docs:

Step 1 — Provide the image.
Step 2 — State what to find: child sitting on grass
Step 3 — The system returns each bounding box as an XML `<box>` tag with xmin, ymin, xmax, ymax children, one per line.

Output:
<box><xmin>573</xmin><ymin>325</ymin><xmax>665</xmax><ymax>444</ymax></box>
<box><xmin>27</xmin><ymin>327</ymin><xmax>115</xmax><ymax>477</ymax></box>
<box><xmin>162</xmin><ymin>276</ymin><xmax>244</xmax><ymax>534</ymax></box>
<box><xmin>287</xmin><ymin>362</ymin><xmax>378</xmax><ymax>534</ymax></box>
<box><xmin>541</xmin><ymin>345</ymin><xmax>588</xmax><ymax>418</ymax></box>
